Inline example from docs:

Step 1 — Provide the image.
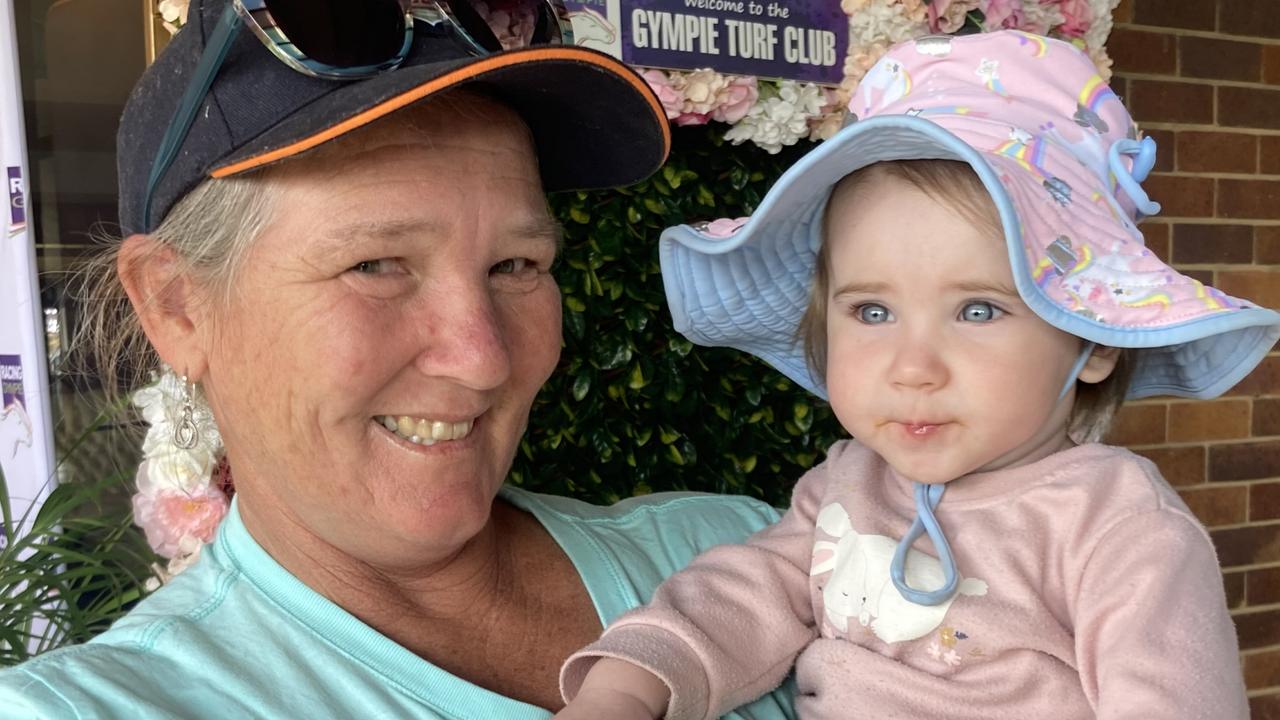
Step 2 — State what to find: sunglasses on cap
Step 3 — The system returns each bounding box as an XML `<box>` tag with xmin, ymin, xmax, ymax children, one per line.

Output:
<box><xmin>142</xmin><ymin>0</ymin><xmax>573</xmax><ymax>229</ymax></box>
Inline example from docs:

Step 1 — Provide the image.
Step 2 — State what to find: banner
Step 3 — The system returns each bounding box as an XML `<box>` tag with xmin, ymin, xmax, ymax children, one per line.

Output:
<box><xmin>0</xmin><ymin>0</ymin><xmax>56</xmax><ymax>543</ymax></box>
<box><xmin>566</xmin><ymin>0</ymin><xmax>848</xmax><ymax>85</ymax></box>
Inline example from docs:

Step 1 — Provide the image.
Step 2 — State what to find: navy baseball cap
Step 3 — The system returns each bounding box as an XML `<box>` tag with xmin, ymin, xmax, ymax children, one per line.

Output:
<box><xmin>117</xmin><ymin>0</ymin><xmax>671</xmax><ymax>235</ymax></box>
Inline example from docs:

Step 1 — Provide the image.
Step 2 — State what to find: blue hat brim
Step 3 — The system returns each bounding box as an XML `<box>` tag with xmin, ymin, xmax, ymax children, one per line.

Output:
<box><xmin>660</xmin><ymin>115</ymin><xmax>1280</xmax><ymax>401</ymax></box>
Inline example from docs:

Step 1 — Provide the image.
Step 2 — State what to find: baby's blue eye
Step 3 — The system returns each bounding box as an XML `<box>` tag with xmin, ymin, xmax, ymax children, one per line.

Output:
<box><xmin>960</xmin><ymin>301</ymin><xmax>1002</xmax><ymax>322</ymax></box>
<box><xmin>858</xmin><ymin>304</ymin><xmax>892</xmax><ymax>324</ymax></box>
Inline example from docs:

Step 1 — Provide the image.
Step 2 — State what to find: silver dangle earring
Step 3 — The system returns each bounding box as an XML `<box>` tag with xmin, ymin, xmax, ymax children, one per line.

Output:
<box><xmin>172</xmin><ymin>375</ymin><xmax>200</xmax><ymax>450</ymax></box>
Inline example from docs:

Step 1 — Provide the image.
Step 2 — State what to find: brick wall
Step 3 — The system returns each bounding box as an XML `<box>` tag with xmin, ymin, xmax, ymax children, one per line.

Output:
<box><xmin>1104</xmin><ymin>1</ymin><xmax>1280</xmax><ymax>714</ymax></box>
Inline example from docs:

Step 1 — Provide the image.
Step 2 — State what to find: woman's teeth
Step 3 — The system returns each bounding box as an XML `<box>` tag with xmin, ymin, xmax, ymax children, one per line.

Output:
<box><xmin>377</xmin><ymin>415</ymin><xmax>474</xmax><ymax>445</ymax></box>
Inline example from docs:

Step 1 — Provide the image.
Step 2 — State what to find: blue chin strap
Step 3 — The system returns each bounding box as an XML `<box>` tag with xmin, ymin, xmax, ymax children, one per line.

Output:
<box><xmin>888</xmin><ymin>342</ymin><xmax>1096</xmax><ymax>606</ymax></box>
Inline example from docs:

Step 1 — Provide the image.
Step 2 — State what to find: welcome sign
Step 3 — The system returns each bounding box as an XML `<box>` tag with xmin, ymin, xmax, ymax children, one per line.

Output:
<box><xmin>565</xmin><ymin>0</ymin><xmax>849</xmax><ymax>85</ymax></box>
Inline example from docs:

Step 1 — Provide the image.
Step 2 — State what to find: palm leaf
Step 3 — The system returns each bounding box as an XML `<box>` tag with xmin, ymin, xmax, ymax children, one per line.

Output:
<box><xmin>0</xmin><ymin>400</ymin><xmax>153</xmax><ymax>666</ymax></box>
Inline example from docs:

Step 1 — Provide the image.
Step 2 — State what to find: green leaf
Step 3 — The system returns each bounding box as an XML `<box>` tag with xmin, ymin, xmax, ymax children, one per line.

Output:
<box><xmin>627</xmin><ymin>363</ymin><xmax>647</xmax><ymax>390</ymax></box>
<box><xmin>667</xmin><ymin>337</ymin><xmax>694</xmax><ymax>357</ymax></box>
<box><xmin>659</xmin><ymin>424</ymin><xmax>680</xmax><ymax>444</ymax></box>
<box><xmin>572</xmin><ymin>374</ymin><xmax>591</xmax><ymax>401</ymax></box>
<box><xmin>564</xmin><ymin>296</ymin><xmax>587</xmax><ymax>313</ymax></box>
<box><xmin>593</xmin><ymin>341</ymin><xmax>632</xmax><ymax>370</ymax></box>
<box><xmin>794</xmin><ymin>401</ymin><xmax>813</xmax><ymax>433</ymax></box>
<box><xmin>666</xmin><ymin>444</ymin><xmax>685</xmax><ymax>465</ymax></box>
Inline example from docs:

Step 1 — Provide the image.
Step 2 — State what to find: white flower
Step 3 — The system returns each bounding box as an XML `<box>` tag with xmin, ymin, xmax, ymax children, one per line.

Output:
<box><xmin>143</xmin><ymin>535</ymin><xmax>205</xmax><ymax>591</ymax></box>
<box><xmin>131</xmin><ymin>369</ymin><xmax>224</xmax><ymax>497</ymax></box>
<box><xmin>809</xmin><ymin>111</ymin><xmax>846</xmax><ymax>142</ymax></box>
<box><xmin>725</xmin><ymin>81</ymin><xmax>827</xmax><ymax>154</ymax></box>
<box><xmin>678</xmin><ymin>69</ymin><xmax>731</xmax><ymax>115</ymax></box>
<box><xmin>926</xmin><ymin>640</ymin><xmax>943</xmax><ymax>660</ymax></box>
<box><xmin>849</xmin><ymin>0</ymin><xmax>922</xmax><ymax>48</ymax></box>
<box><xmin>1021</xmin><ymin>1</ymin><xmax>1067</xmax><ymax>35</ymax></box>
<box><xmin>135</xmin><ymin>447</ymin><xmax>217</xmax><ymax>495</ymax></box>
<box><xmin>132</xmin><ymin>370</ymin><xmax>222</xmax><ymax>458</ymax></box>
<box><xmin>1084</xmin><ymin>0</ymin><xmax>1121</xmax><ymax>62</ymax></box>
<box><xmin>157</xmin><ymin>0</ymin><xmax>189</xmax><ymax>35</ymax></box>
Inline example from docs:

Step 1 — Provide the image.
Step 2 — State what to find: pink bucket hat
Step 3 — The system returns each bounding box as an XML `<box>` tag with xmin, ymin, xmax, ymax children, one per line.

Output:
<box><xmin>659</xmin><ymin>30</ymin><xmax>1280</xmax><ymax>400</ymax></box>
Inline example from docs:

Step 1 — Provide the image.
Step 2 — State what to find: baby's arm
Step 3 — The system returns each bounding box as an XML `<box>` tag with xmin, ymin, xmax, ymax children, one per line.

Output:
<box><xmin>558</xmin><ymin>461</ymin><xmax>834</xmax><ymax>720</ymax></box>
<box><xmin>1075</xmin><ymin>508</ymin><xmax>1248</xmax><ymax>719</ymax></box>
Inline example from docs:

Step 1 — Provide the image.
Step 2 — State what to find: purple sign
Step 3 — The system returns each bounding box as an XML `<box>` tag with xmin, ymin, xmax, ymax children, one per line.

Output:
<box><xmin>6</xmin><ymin>166</ymin><xmax>23</xmax><ymax>233</ymax></box>
<box><xmin>565</xmin><ymin>0</ymin><xmax>847</xmax><ymax>85</ymax></box>
<box><xmin>0</xmin><ymin>355</ymin><xmax>21</xmax><ymax>406</ymax></box>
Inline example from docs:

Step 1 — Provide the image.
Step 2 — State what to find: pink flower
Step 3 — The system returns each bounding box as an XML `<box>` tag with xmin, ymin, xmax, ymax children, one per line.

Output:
<box><xmin>702</xmin><ymin>217</ymin><xmax>750</xmax><ymax>238</ymax></box>
<box><xmin>133</xmin><ymin>485</ymin><xmax>229</xmax><ymax>558</ymax></box>
<box><xmin>641</xmin><ymin>69</ymin><xmax>685</xmax><ymax>120</ymax></box>
<box><xmin>928</xmin><ymin>0</ymin><xmax>981</xmax><ymax>33</ymax></box>
<box><xmin>982</xmin><ymin>0</ymin><xmax>1027</xmax><ymax>30</ymax></box>
<box><xmin>674</xmin><ymin>112</ymin><xmax>710</xmax><ymax>126</ymax></box>
<box><xmin>1056</xmin><ymin>0</ymin><xmax>1093</xmax><ymax>38</ymax></box>
<box><xmin>711</xmin><ymin>76</ymin><xmax>759</xmax><ymax>124</ymax></box>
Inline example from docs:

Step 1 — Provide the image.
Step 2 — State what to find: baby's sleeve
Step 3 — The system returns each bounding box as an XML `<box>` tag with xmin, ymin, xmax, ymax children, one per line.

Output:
<box><xmin>560</xmin><ymin>464</ymin><xmax>832</xmax><ymax>720</ymax></box>
<box><xmin>1073</xmin><ymin>508</ymin><xmax>1248</xmax><ymax>719</ymax></box>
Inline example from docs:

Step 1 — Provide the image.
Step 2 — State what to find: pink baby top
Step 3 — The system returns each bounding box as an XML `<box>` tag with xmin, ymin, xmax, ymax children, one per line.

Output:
<box><xmin>561</xmin><ymin>440</ymin><xmax>1247</xmax><ymax>719</ymax></box>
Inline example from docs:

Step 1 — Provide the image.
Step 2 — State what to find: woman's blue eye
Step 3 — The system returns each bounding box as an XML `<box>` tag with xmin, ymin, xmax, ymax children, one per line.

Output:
<box><xmin>961</xmin><ymin>301</ymin><xmax>1002</xmax><ymax>322</ymax></box>
<box><xmin>492</xmin><ymin>258</ymin><xmax>530</xmax><ymax>275</ymax></box>
<box><xmin>351</xmin><ymin>259</ymin><xmax>395</xmax><ymax>274</ymax></box>
<box><xmin>857</xmin><ymin>304</ymin><xmax>892</xmax><ymax>324</ymax></box>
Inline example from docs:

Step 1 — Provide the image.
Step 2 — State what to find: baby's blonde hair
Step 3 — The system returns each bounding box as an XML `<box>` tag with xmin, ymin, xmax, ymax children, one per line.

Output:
<box><xmin>797</xmin><ymin>159</ymin><xmax>1134</xmax><ymax>443</ymax></box>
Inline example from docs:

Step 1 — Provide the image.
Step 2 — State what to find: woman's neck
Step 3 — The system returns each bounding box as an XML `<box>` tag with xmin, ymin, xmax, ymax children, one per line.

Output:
<box><xmin>237</xmin><ymin>491</ymin><xmax>527</xmax><ymax>630</ymax></box>
<box><xmin>237</xmin><ymin>492</ymin><xmax>598</xmax><ymax>709</ymax></box>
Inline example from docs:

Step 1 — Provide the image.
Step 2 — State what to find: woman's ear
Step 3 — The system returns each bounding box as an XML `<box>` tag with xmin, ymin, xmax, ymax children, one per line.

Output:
<box><xmin>1078</xmin><ymin>344</ymin><xmax>1121</xmax><ymax>384</ymax></box>
<box><xmin>117</xmin><ymin>234</ymin><xmax>210</xmax><ymax>380</ymax></box>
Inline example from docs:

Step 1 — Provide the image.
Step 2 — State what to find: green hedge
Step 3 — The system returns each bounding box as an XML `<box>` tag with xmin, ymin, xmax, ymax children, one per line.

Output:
<box><xmin>510</xmin><ymin>125</ymin><xmax>845</xmax><ymax>508</ymax></box>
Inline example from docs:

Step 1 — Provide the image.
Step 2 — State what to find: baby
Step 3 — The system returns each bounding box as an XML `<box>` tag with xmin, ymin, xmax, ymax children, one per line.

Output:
<box><xmin>555</xmin><ymin>31</ymin><xmax>1276</xmax><ymax>720</ymax></box>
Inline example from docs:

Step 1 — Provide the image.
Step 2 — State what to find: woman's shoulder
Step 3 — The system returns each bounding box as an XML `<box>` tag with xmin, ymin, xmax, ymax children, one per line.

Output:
<box><xmin>503</xmin><ymin>485</ymin><xmax>785</xmax><ymax>619</ymax></box>
<box><xmin>0</xmin><ymin>548</ymin><xmax>255</xmax><ymax>717</ymax></box>
<box><xmin>504</xmin><ymin>484</ymin><xmax>784</xmax><ymax>536</ymax></box>
<box><xmin>0</xmin><ymin>639</ymin><xmax>166</xmax><ymax>718</ymax></box>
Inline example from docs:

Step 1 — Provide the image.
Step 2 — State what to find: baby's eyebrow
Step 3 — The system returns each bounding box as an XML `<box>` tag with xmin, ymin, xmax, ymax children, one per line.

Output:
<box><xmin>946</xmin><ymin>280</ymin><xmax>1021</xmax><ymax>298</ymax></box>
<box><xmin>831</xmin><ymin>281</ymin><xmax>891</xmax><ymax>297</ymax></box>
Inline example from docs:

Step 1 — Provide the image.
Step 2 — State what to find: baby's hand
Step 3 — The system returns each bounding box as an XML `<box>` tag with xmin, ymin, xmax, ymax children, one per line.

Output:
<box><xmin>554</xmin><ymin>658</ymin><xmax>671</xmax><ymax>720</ymax></box>
<box><xmin>554</xmin><ymin>686</ymin><xmax>661</xmax><ymax>720</ymax></box>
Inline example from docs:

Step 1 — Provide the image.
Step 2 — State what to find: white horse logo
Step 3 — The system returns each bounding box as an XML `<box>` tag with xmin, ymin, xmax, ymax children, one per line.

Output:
<box><xmin>568</xmin><ymin>7</ymin><xmax>619</xmax><ymax>55</ymax></box>
<box><xmin>0</xmin><ymin>399</ymin><xmax>33</xmax><ymax>460</ymax></box>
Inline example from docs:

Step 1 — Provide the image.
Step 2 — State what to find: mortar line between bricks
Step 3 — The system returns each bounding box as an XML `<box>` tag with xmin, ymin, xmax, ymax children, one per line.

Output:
<box><xmin>1225</xmin><ymin>560</ymin><xmax>1280</xmax><ymax>574</ymax></box>
<box><xmin>1153</xmin><ymin>170</ymin><xmax>1279</xmax><ymax>180</ymax></box>
<box><xmin>1150</xmin><ymin>215</ymin><xmax>1280</xmax><ymax>224</ymax></box>
<box><xmin>1137</xmin><ymin>123</ymin><xmax>1280</xmax><ymax>137</ymax></box>
<box><xmin>1233</xmin><ymin>598</ymin><xmax>1280</xmax><ymax>613</ymax></box>
<box><xmin>1133</xmin><ymin>431</ymin><xmax>1280</xmax><ymax>447</ymax></box>
<box><xmin>1116</xmin><ymin>70</ymin><xmax>1280</xmax><ymax>91</ymax></box>
<box><xmin>1116</xmin><ymin>23</ymin><xmax>1280</xmax><ymax>47</ymax></box>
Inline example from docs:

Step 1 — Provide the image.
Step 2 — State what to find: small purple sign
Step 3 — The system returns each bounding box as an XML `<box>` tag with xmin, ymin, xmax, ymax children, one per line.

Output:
<box><xmin>6</xmin><ymin>167</ymin><xmax>24</xmax><ymax>233</ymax></box>
<box><xmin>565</xmin><ymin>0</ymin><xmax>847</xmax><ymax>85</ymax></box>
<box><xmin>0</xmin><ymin>355</ymin><xmax>22</xmax><ymax>407</ymax></box>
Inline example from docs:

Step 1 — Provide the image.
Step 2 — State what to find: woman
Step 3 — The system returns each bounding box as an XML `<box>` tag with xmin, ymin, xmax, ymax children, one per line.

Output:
<box><xmin>0</xmin><ymin>1</ymin><xmax>794</xmax><ymax>717</ymax></box>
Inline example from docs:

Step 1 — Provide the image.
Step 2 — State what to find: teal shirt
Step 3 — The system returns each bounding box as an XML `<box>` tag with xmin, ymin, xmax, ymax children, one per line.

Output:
<box><xmin>0</xmin><ymin>487</ymin><xmax>796</xmax><ymax>719</ymax></box>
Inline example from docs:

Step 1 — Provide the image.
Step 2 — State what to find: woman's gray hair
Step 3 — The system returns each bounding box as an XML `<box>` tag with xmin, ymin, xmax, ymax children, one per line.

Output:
<box><xmin>72</xmin><ymin>170</ymin><xmax>277</xmax><ymax>402</ymax></box>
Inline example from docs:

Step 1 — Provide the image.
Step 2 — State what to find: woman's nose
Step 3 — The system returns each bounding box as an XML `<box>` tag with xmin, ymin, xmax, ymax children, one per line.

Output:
<box><xmin>413</xmin><ymin>285</ymin><xmax>511</xmax><ymax>391</ymax></box>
